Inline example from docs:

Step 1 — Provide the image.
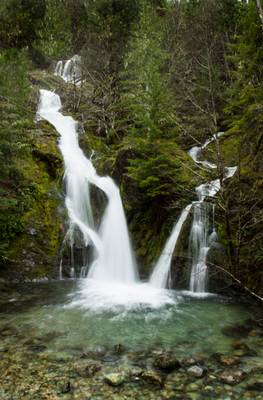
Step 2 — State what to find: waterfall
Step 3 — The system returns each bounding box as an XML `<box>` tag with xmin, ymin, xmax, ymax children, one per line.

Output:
<box><xmin>37</xmin><ymin>89</ymin><xmax>138</xmax><ymax>284</ymax></box>
<box><xmin>36</xmin><ymin>54</ymin><xmax>237</xmax><ymax>306</ymax></box>
<box><xmin>188</xmin><ymin>132</ymin><xmax>224</xmax><ymax>170</ymax></box>
<box><xmin>189</xmin><ymin>200</ymin><xmax>210</xmax><ymax>292</ymax></box>
<box><xmin>54</xmin><ymin>55</ymin><xmax>82</xmax><ymax>85</ymax></box>
<box><xmin>54</xmin><ymin>60</ymin><xmax>63</xmax><ymax>77</ymax></box>
<box><xmin>33</xmin><ymin>56</ymin><xmax>179</xmax><ymax>311</ymax></box>
<box><xmin>188</xmin><ymin>135</ymin><xmax>237</xmax><ymax>293</ymax></box>
<box><xmin>150</xmin><ymin>132</ymin><xmax>237</xmax><ymax>292</ymax></box>
<box><xmin>150</xmin><ymin>204</ymin><xmax>192</xmax><ymax>289</ymax></box>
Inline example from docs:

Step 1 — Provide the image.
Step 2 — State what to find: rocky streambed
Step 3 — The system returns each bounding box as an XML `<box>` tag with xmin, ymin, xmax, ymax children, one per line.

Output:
<box><xmin>0</xmin><ymin>281</ymin><xmax>262</xmax><ymax>399</ymax></box>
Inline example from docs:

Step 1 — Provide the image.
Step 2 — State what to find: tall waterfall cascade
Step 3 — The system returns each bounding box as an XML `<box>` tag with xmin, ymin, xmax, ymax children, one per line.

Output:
<box><xmin>35</xmin><ymin>58</ymin><xmax>176</xmax><ymax>310</ymax></box>
<box><xmin>37</xmin><ymin>88</ymin><xmax>137</xmax><ymax>284</ymax></box>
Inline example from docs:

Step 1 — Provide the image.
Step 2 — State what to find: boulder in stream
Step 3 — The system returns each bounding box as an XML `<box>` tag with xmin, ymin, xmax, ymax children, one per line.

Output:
<box><xmin>104</xmin><ymin>372</ymin><xmax>126</xmax><ymax>386</ymax></box>
<box><xmin>153</xmin><ymin>352</ymin><xmax>181</xmax><ymax>372</ymax></box>
<box><xmin>74</xmin><ymin>360</ymin><xmax>102</xmax><ymax>378</ymax></box>
<box><xmin>187</xmin><ymin>365</ymin><xmax>206</xmax><ymax>378</ymax></box>
<box><xmin>141</xmin><ymin>369</ymin><xmax>164</xmax><ymax>387</ymax></box>
<box><xmin>219</xmin><ymin>369</ymin><xmax>246</xmax><ymax>385</ymax></box>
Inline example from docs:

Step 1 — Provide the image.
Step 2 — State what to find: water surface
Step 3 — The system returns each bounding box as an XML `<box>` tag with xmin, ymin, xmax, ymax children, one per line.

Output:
<box><xmin>0</xmin><ymin>281</ymin><xmax>262</xmax><ymax>399</ymax></box>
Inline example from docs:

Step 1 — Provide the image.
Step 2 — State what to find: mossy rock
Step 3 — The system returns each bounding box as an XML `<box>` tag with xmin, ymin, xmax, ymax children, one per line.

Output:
<box><xmin>0</xmin><ymin>69</ymin><xmax>65</xmax><ymax>281</ymax></box>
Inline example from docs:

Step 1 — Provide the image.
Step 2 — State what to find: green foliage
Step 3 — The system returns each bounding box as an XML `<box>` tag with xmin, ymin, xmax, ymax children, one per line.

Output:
<box><xmin>127</xmin><ymin>138</ymin><xmax>194</xmax><ymax>200</ymax></box>
<box><xmin>0</xmin><ymin>0</ymin><xmax>46</xmax><ymax>50</ymax></box>
<box><xmin>216</xmin><ymin>0</ymin><xmax>263</xmax><ymax>291</ymax></box>
<box><xmin>0</xmin><ymin>49</ymin><xmax>30</xmax><ymax>104</ymax></box>
<box><xmin>165</xmin><ymin>0</ymin><xmax>241</xmax><ymax>146</ymax></box>
<box><xmin>38</xmin><ymin>0</ymin><xmax>73</xmax><ymax>58</ymax></box>
<box><xmin>225</xmin><ymin>1</ymin><xmax>263</xmax><ymax>138</ymax></box>
<box><xmin>121</xmin><ymin>5</ymin><xmax>177</xmax><ymax>140</ymax></box>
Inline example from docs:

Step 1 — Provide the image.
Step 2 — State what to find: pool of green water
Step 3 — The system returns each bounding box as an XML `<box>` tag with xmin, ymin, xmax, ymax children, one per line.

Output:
<box><xmin>0</xmin><ymin>281</ymin><xmax>262</xmax><ymax>400</ymax></box>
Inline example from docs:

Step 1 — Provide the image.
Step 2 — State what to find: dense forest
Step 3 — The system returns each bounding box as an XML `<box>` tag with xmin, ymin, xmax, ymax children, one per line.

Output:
<box><xmin>0</xmin><ymin>0</ymin><xmax>262</xmax><ymax>295</ymax></box>
<box><xmin>1</xmin><ymin>1</ymin><xmax>263</xmax><ymax>399</ymax></box>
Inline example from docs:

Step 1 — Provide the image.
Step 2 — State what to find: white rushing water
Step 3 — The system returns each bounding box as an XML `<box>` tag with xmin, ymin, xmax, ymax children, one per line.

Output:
<box><xmin>150</xmin><ymin>204</ymin><xmax>192</xmax><ymax>289</ymax></box>
<box><xmin>37</xmin><ymin>89</ymin><xmax>137</xmax><ymax>284</ymax></box>
<box><xmin>188</xmin><ymin>132</ymin><xmax>224</xmax><ymax>170</ymax></box>
<box><xmin>188</xmin><ymin>201</ymin><xmax>210</xmax><ymax>292</ymax></box>
<box><xmin>55</xmin><ymin>55</ymin><xmax>82</xmax><ymax>85</ymax></box>
<box><xmin>150</xmin><ymin>132</ymin><xmax>237</xmax><ymax>293</ymax></box>
<box><xmin>188</xmin><ymin>135</ymin><xmax>237</xmax><ymax>293</ymax></box>
<box><xmin>68</xmin><ymin>280</ymin><xmax>175</xmax><ymax>312</ymax></box>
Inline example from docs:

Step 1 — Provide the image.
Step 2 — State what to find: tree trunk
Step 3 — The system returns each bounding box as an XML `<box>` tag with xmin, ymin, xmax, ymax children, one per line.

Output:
<box><xmin>256</xmin><ymin>0</ymin><xmax>263</xmax><ymax>29</ymax></box>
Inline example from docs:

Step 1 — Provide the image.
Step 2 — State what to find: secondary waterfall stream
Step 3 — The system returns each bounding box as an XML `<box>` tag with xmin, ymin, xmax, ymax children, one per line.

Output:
<box><xmin>188</xmin><ymin>139</ymin><xmax>237</xmax><ymax>293</ymax></box>
<box><xmin>150</xmin><ymin>133</ymin><xmax>237</xmax><ymax>293</ymax></box>
<box><xmin>54</xmin><ymin>54</ymin><xmax>82</xmax><ymax>84</ymax></box>
<box><xmin>150</xmin><ymin>204</ymin><xmax>192</xmax><ymax>289</ymax></box>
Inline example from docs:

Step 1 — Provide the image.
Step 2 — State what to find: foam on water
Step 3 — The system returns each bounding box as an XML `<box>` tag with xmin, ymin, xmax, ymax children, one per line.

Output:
<box><xmin>67</xmin><ymin>279</ymin><xmax>176</xmax><ymax>312</ymax></box>
<box><xmin>178</xmin><ymin>290</ymin><xmax>218</xmax><ymax>299</ymax></box>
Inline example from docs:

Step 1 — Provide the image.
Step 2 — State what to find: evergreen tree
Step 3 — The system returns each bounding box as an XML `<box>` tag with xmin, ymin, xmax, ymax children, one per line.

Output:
<box><xmin>220</xmin><ymin>0</ymin><xmax>263</xmax><ymax>282</ymax></box>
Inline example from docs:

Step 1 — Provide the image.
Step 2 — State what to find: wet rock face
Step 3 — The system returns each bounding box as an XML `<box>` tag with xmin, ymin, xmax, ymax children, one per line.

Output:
<box><xmin>0</xmin><ymin>70</ymin><xmax>64</xmax><ymax>282</ymax></box>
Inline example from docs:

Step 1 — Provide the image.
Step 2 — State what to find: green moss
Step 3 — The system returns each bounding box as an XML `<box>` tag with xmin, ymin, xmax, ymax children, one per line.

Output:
<box><xmin>0</xmin><ymin>68</ymin><xmax>65</xmax><ymax>280</ymax></box>
<box><xmin>220</xmin><ymin>133</ymin><xmax>240</xmax><ymax>166</ymax></box>
<box><xmin>4</xmin><ymin>144</ymin><xmax>63</xmax><ymax>280</ymax></box>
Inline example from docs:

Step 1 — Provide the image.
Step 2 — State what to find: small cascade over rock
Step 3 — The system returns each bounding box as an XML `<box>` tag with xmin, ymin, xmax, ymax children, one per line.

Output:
<box><xmin>54</xmin><ymin>55</ymin><xmax>82</xmax><ymax>85</ymax></box>
<box><xmin>150</xmin><ymin>204</ymin><xmax>192</xmax><ymax>289</ymax></box>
